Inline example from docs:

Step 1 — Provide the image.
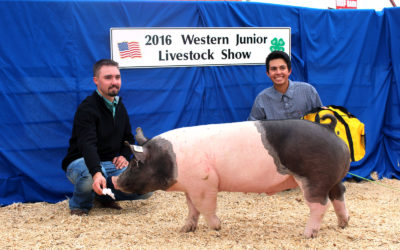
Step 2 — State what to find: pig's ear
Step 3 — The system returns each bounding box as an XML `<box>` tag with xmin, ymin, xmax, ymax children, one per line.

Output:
<box><xmin>124</xmin><ymin>141</ymin><xmax>134</xmax><ymax>153</ymax></box>
<box><xmin>125</xmin><ymin>141</ymin><xmax>147</xmax><ymax>162</ymax></box>
<box><xmin>135</xmin><ymin>127</ymin><xmax>148</xmax><ymax>146</ymax></box>
<box><xmin>133</xmin><ymin>148</ymin><xmax>147</xmax><ymax>163</ymax></box>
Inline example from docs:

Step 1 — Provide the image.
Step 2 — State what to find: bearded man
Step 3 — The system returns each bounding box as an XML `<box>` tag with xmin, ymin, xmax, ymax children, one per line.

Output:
<box><xmin>62</xmin><ymin>59</ymin><xmax>151</xmax><ymax>216</ymax></box>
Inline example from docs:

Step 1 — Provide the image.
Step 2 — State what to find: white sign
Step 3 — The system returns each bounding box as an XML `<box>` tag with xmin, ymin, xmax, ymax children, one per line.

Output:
<box><xmin>110</xmin><ymin>27</ymin><xmax>291</xmax><ymax>68</ymax></box>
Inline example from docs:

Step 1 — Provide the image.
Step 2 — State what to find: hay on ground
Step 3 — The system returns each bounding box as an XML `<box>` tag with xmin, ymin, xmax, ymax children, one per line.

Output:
<box><xmin>1</xmin><ymin>175</ymin><xmax>399</xmax><ymax>249</ymax></box>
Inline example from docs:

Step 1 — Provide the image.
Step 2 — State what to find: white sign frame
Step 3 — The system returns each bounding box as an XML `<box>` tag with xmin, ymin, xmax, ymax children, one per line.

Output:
<box><xmin>110</xmin><ymin>27</ymin><xmax>291</xmax><ymax>68</ymax></box>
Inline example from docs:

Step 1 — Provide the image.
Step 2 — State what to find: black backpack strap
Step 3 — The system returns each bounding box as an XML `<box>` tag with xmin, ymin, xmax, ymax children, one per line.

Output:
<box><xmin>325</xmin><ymin>108</ymin><xmax>355</xmax><ymax>162</ymax></box>
<box><xmin>305</xmin><ymin>106</ymin><xmax>324</xmax><ymax>116</ymax></box>
<box><xmin>329</xmin><ymin>105</ymin><xmax>355</xmax><ymax>118</ymax></box>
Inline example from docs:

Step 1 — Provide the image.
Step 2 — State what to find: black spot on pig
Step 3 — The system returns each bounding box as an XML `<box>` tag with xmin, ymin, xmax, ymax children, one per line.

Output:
<box><xmin>117</xmin><ymin>138</ymin><xmax>177</xmax><ymax>194</ymax></box>
<box><xmin>255</xmin><ymin>115</ymin><xmax>350</xmax><ymax>205</ymax></box>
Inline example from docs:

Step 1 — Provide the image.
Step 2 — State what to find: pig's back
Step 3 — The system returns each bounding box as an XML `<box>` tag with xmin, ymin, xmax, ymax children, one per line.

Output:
<box><xmin>158</xmin><ymin>121</ymin><xmax>297</xmax><ymax>194</ymax></box>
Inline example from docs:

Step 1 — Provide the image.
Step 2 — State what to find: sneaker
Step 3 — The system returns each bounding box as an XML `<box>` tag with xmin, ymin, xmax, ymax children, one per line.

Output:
<box><xmin>70</xmin><ymin>209</ymin><xmax>89</xmax><ymax>216</ymax></box>
<box><xmin>99</xmin><ymin>201</ymin><xmax>122</xmax><ymax>210</ymax></box>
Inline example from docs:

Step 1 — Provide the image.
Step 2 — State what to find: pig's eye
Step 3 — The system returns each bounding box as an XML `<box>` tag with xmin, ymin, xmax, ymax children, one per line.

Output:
<box><xmin>131</xmin><ymin>159</ymin><xmax>140</xmax><ymax>168</ymax></box>
<box><xmin>134</xmin><ymin>160</ymin><xmax>145</xmax><ymax>169</ymax></box>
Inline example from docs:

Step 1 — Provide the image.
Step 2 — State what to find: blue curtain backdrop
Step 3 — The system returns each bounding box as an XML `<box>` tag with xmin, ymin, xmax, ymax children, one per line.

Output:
<box><xmin>0</xmin><ymin>0</ymin><xmax>399</xmax><ymax>205</ymax></box>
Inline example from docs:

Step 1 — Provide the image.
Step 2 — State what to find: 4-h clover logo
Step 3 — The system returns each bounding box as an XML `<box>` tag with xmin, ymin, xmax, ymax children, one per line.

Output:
<box><xmin>270</xmin><ymin>38</ymin><xmax>285</xmax><ymax>52</ymax></box>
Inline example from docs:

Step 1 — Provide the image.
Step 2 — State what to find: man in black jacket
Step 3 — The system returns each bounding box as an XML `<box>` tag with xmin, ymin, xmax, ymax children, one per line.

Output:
<box><xmin>62</xmin><ymin>59</ymin><xmax>151</xmax><ymax>216</ymax></box>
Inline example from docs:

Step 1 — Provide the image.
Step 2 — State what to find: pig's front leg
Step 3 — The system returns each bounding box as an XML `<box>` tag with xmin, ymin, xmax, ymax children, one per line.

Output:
<box><xmin>189</xmin><ymin>190</ymin><xmax>221</xmax><ymax>231</ymax></box>
<box><xmin>180</xmin><ymin>193</ymin><xmax>200</xmax><ymax>232</ymax></box>
<box><xmin>181</xmin><ymin>191</ymin><xmax>221</xmax><ymax>232</ymax></box>
<box><xmin>200</xmin><ymin>194</ymin><xmax>221</xmax><ymax>231</ymax></box>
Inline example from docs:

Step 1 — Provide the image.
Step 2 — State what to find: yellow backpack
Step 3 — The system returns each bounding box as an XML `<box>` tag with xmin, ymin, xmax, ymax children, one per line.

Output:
<box><xmin>302</xmin><ymin>105</ymin><xmax>366</xmax><ymax>162</ymax></box>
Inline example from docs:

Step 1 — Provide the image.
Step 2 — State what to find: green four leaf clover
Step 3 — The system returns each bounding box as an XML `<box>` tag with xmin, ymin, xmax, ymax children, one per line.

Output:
<box><xmin>270</xmin><ymin>38</ymin><xmax>285</xmax><ymax>52</ymax></box>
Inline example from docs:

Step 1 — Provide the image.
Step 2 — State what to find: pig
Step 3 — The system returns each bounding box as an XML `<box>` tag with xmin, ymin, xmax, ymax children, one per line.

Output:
<box><xmin>112</xmin><ymin>114</ymin><xmax>350</xmax><ymax>238</ymax></box>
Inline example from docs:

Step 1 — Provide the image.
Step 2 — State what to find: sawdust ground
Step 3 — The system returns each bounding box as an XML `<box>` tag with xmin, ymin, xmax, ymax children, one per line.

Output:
<box><xmin>1</xmin><ymin>176</ymin><xmax>399</xmax><ymax>249</ymax></box>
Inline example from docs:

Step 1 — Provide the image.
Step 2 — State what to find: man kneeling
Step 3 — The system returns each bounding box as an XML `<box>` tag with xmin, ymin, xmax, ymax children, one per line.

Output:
<box><xmin>61</xmin><ymin>59</ymin><xmax>152</xmax><ymax>216</ymax></box>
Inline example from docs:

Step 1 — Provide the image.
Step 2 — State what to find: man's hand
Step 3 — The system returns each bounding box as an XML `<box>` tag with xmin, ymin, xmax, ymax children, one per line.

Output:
<box><xmin>92</xmin><ymin>172</ymin><xmax>106</xmax><ymax>195</ymax></box>
<box><xmin>113</xmin><ymin>156</ymin><xmax>129</xmax><ymax>169</ymax></box>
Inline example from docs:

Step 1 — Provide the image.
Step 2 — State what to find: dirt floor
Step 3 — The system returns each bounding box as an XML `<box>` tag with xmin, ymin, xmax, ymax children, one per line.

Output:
<box><xmin>1</xmin><ymin>176</ymin><xmax>399</xmax><ymax>249</ymax></box>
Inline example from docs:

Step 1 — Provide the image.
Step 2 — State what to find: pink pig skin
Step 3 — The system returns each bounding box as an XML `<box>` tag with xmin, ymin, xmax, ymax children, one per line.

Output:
<box><xmin>164</xmin><ymin>122</ymin><xmax>298</xmax><ymax>194</ymax></box>
<box><xmin>164</xmin><ymin>122</ymin><xmax>300</xmax><ymax>233</ymax></box>
<box><xmin>114</xmin><ymin>117</ymin><xmax>350</xmax><ymax>238</ymax></box>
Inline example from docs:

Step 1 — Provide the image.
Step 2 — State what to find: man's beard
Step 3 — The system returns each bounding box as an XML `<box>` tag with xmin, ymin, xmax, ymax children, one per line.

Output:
<box><xmin>108</xmin><ymin>86</ymin><xmax>120</xmax><ymax>97</ymax></box>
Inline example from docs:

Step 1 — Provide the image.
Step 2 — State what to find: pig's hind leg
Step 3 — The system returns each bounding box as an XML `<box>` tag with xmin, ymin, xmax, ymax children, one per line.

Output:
<box><xmin>303</xmin><ymin>198</ymin><xmax>329</xmax><ymax>238</ymax></box>
<box><xmin>295</xmin><ymin>179</ymin><xmax>330</xmax><ymax>238</ymax></box>
<box><xmin>329</xmin><ymin>182</ymin><xmax>349</xmax><ymax>228</ymax></box>
<box><xmin>180</xmin><ymin>193</ymin><xmax>201</xmax><ymax>232</ymax></box>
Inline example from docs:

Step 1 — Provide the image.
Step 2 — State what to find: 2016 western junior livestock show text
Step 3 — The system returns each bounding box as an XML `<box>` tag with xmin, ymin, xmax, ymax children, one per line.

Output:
<box><xmin>145</xmin><ymin>33</ymin><xmax>268</xmax><ymax>61</ymax></box>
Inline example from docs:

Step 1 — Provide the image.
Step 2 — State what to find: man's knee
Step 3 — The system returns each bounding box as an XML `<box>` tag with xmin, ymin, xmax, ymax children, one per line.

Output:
<box><xmin>66</xmin><ymin>158</ymin><xmax>93</xmax><ymax>191</ymax></box>
<box><xmin>77</xmin><ymin>174</ymin><xmax>94</xmax><ymax>193</ymax></box>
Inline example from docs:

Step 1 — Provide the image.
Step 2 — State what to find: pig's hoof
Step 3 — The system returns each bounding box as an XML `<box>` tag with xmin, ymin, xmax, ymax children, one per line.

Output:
<box><xmin>304</xmin><ymin>229</ymin><xmax>318</xmax><ymax>238</ymax></box>
<box><xmin>210</xmin><ymin>222</ymin><xmax>221</xmax><ymax>231</ymax></box>
<box><xmin>210</xmin><ymin>225</ymin><xmax>221</xmax><ymax>231</ymax></box>
<box><xmin>207</xmin><ymin>216</ymin><xmax>221</xmax><ymax>231</ymax></box>
<box><xmin>180</xmin><ymin>224</ymin><xmax>197</xmax><ymax>233</ymax></box>
<box><xmin>212</xmin><ymin>225</ymin><xmax>221</xmax><ymax>231</ymax></box>
<box><xmin>338</xmin><ymin>215</ymin><xmax>350</xmax><ymax>228</ymax></box>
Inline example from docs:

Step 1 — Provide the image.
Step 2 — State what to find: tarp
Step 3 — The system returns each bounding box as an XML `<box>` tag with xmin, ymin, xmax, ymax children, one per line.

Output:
<box><xmin>0</xmin><ymin>0</ymin><xmax>399</xmax><ymax>205</ymax></box>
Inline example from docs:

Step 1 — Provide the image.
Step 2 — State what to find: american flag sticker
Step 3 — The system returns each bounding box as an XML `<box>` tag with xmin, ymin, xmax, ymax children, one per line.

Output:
<box><xmin>118</xmin><ymin>41</ymin><xmax>142</xmax><ymax>59</ymax></box>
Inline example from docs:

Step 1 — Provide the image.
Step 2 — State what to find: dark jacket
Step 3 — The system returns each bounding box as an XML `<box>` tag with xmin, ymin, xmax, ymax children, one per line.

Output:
<box><xmin>62</xmin><ymin>91</ymin><xmax>135</xmax><ymax>176</ymax></box>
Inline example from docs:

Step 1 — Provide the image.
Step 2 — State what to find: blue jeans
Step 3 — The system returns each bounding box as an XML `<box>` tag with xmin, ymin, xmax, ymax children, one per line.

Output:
<box><xmin>66</xmin><ymin>158</ymin><xmax>152</xmax><ymax>212</ymax></box>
